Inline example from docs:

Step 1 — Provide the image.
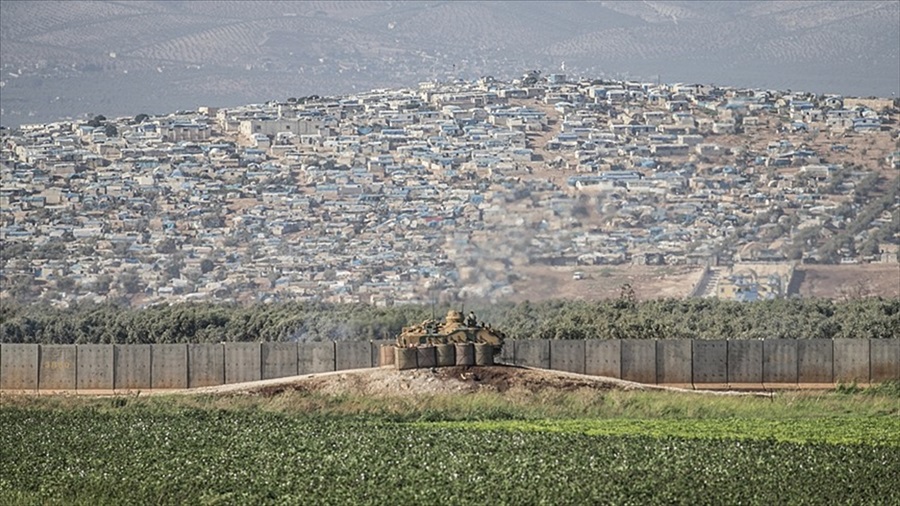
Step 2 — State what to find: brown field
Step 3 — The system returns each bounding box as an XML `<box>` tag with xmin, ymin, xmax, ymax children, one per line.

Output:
<box><xmin>509</xmin><ymin>264</ymin><xmax>704</xmax><ymax>302</ymax></box>
<box><xmin>796</xmin><ymin>264</ymin><xmax>900</xmax><ymax>299</ymax></box>
<box><xmin>508</xmin><ymin>263</ymin><xmax>900</xmax><ymax>302</ymax></box>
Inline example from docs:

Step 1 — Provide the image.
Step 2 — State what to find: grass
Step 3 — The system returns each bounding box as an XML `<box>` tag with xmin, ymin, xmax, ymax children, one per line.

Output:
<box><xmin>419</xmin><ymin>417</ymin><xmax>900</xmax><ymax>446</ymax></box>
<box><xmin>2</xmin><ymin>381</ymin><xmax>897</xmax><ymax>422</ymax></box>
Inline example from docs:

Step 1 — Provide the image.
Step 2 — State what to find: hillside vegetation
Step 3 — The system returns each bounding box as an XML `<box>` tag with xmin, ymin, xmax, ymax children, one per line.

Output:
<box><xmin>2</xmin><ymin>295</ymin><xmax>898</xmax><ymax>344</ymax></box>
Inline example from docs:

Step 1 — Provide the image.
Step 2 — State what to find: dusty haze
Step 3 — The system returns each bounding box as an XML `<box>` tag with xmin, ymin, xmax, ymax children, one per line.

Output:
<box><xmin>1</xmin><ymin>0</ymin><xmax>898</xmax><ymax>126</ymax></box>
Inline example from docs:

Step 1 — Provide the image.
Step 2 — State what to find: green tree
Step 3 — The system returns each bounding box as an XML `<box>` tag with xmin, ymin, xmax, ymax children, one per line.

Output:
<box><xmin>162</xmin><ymin>257</ymin><xmax>184</xmax><ymax>281</ymax></box>
<box><xmin>55</xmin><ymin>276</ymin><xmax>77</xmax><ymax>293</ymax></box>
<box><xmin>86</xmin><ymin>115</ymin><xmax>106</xmax><ymax>128</ymax></box>
<box><xmin>0</xmin><ymin>242</ymin><xmax>32</xmax><ymax>262</ymax></box>
<box><xmin>200</xmin><ymin>258</ymin><xmax>216</xmax><ymax>274</ymax></box>
<box><xmin>155</xmin><ymin>238</ymin><xmax>179</xmax><ymax>254</ymax></box>
<box><xmin>93</xmin><ymin>274</ymin><xmax>114</xmax><ymax>295</ymax></box>
<box><xmin>119</xmin><ymin>271</ymin><xmax>145</xmax><ymax>295</ymax></box>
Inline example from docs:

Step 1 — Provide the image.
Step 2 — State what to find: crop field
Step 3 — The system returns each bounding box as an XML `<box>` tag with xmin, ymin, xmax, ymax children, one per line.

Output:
<box><xmin>423</xmin><ymin>417</ymin><xmax>900</xmax><ymax>447</ymax></box>
<box><xmin>1</xmin><ymin>387</ymin><xmax>898</xmax><ymax>506</ymax></box>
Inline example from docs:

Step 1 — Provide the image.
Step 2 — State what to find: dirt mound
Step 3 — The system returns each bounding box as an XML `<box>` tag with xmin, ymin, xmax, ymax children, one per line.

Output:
<box><xmin>184</xmin><ymin>365</ymin><xmax>743</xmax><ymax>398</ymax></box>
<box><xmin>245</xmin><ymin>366</ymin><xmax>631</xmax><ymax>398</ymax></box>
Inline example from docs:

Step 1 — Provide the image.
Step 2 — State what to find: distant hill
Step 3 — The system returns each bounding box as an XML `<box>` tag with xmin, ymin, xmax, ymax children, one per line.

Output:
<box><xmin>2</xmin><ymin>0</ymin><xmax>898</xmax><ymax>126</ymax></box>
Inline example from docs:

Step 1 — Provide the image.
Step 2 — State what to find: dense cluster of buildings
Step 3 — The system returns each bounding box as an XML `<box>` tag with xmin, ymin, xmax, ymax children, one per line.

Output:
<box><xmin>1</xmin><ymin>72</ymin><xmax>898</xmax><ymax>306</ymax></box>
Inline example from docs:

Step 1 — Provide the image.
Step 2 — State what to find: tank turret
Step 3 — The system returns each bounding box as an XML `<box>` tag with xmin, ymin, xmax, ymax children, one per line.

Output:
<box><xmin>395</xmin><ymin>309</ymin><xmax>506</xmax><ymax>352</ymax></box>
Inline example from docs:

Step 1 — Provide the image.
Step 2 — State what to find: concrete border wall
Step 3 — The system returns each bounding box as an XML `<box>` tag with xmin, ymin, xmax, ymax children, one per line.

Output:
<box><xmin>870</xmin><ymin>339</ymin><xmax>900</xmax><ymax>382</ymax></box>
<box><xmin>498</xmin><ymin>339</ymin><xmax>515</xmax><ymax>365</ymax></box>
<box><xmin>188</xmin><ymin>343</ymin><xmax>225</xmax><ymax>388</ymax></box>
<box><xmin>3</xmin><ymin>339</ymin><xmax>900</xmax><ymax>391</ymax></box>
<box><xmin>39</xmin><ymin>345</ymin><xmax>77</xmax><ymax>391</ymax></box>
<box><xmin>114</xmin><ymin>345</ymin><xmax>151</xmax><ymax>390</ymax></box>
<box><xmin>151</xmin><ymin>344</ymin><xmax>188</xmax><ymax>389</ymax></box>
<box><xmin>550</xmin><ymin>340</ymin><xmax>585</xmax><ymax>374</ymax></box>
<box><xmin>335</xmin><ymin>341</ymin><xmax>370</xmax><ymax>371</ymax></box>
<box><xmin>656</xmin><ymin>340</ymin><xmax>692</xmax><ymax>386</ymax></box>
<box><xmin>370</xmin><ymin>340</ymin><xmax>394</xmax><ymax>367</ymax></box>
<box><xmin>833</xmin><ymin>339</ymin><xmax>870</xmax><ymax>383</ymax></box>
<box><xmin>763</xmin><ymin>339</ymin><xmax>798</xmax><ymax>387</ymax></box>
<box><xmin>76</xmin><ymin>345</ymin><xmax>114</xmax><ymax>391</ymax></box>
<box><xmin>585</xmin><ymin>340</ymin><xmax>621</xmax><ymax>378</ymax></box>
<box><xmin>797</xmin><ymin>339</ymin><xmax>833</xmax><ymax>385</ymax></box>
<box><xmin>621</xmin><ymin>340</ymin><xmax>656</xmax><ymax>384</ymax></box>
<box><xmin>514</xmin><ymin>340</ymin><xmax>550</xmax><ymax>369</ymax></box>
<box><xmin>262</xmin><ymin>342</ymin><xmax>299</xmax><ymax>379</ymax></box>
<box><xmin>692</xmin><ymin>340</ymin><xmax>727</xmax><ymax>388</ymax></box>
<box><xmin>299</xmin><ymin>342</ymin><xmax>335</xmax><ymax>374</ymax></box>
<box><xmin>224</xmin><ymin>342</ymin><xmax>260</xmax><ymax>384</ymax></box>
<box><xmin>0</xmin><ymin>343</ymin><xmax>39</xmax><ymax>391</ymax></box>
<box><xmin>727</xmin><ymin>340</ymin><xmax>762</xmax><ymax>388</ymax></box>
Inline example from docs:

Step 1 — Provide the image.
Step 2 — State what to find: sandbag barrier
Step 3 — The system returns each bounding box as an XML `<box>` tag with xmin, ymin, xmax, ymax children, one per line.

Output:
<box><xmin>387</xmin><ymin>343</ymin><xmax>496</xmax><ymax>369</ymax></box>
<box><xmin>455</xmin><ymin>343</ymin><xmax>475</xmax><ymax>366</ymax></box>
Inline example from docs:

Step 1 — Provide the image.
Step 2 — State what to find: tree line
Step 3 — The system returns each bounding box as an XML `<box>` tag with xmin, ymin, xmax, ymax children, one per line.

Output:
<box><xmin>1</xmin><ymin>296</ymin><xmax>898</xmax><ymax>344</ymax></box>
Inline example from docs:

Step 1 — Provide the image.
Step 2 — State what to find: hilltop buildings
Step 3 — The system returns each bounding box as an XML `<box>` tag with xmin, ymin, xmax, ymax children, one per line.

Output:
<box><xmin>1</xmin><ymin>74</ymin><xmax>898</xmax><ymax>306</ymax></box>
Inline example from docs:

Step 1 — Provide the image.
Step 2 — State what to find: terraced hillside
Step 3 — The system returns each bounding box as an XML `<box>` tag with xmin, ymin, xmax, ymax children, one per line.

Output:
<box><xmin>1</xmin><ymin>1</ymin><xmax>898</xmax><ymax>126</ymax></box>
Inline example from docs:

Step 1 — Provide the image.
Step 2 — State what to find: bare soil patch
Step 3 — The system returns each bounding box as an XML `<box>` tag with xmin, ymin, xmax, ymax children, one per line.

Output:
<box><xmin>797</xmin><ymin>264</ymin><xmax>900</xmax><ymax>299</ymax></box>
<box><xmin>180</xmin><ymin>365</ymin><xmax>765</xmax><ymax>398</ymax></box>
<box><xmin>509</xmin><ymin>265</ymin><xmax>704</xmax><ymax>301</ymax></box>
<box><xmin>0</xmin><ymin>365</ymin><xmax>772</xmax><ymax>399</ymax></box>
<box><xmin>251</xmin><ymin>366</ymin><xmax>633</xmax><ymax>397</ymax></box>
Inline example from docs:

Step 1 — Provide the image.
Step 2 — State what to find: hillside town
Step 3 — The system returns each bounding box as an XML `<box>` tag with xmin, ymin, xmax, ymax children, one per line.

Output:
<box><xmin>1</xmin><ymin>72</ymin><xmax>898</xmax><ymax>307</ymax></box>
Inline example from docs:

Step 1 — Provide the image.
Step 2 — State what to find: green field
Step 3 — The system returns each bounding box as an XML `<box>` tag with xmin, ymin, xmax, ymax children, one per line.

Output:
<box><xmin>1</xmin><ymin>388</ymin><xmax>898</xmax><ymax>505</ymax></box>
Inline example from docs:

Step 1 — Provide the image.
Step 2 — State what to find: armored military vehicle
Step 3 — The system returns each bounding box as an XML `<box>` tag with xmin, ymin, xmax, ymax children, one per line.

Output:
<box><xmin>385</xmin><ymin>309</ymin><xmax>507</xmax><ymax>369</ymax></box>
<box><xmin>396</xmin><ymin>309</ymin><xmax>505</xmax><ymax>352</ymax></box>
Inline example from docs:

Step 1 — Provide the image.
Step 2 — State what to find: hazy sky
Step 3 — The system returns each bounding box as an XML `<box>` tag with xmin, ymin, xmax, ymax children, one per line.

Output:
<box><xmin>1</xmin><ymin>1</ymin><xmax>898</xmax><ymax>125</ymax></box>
